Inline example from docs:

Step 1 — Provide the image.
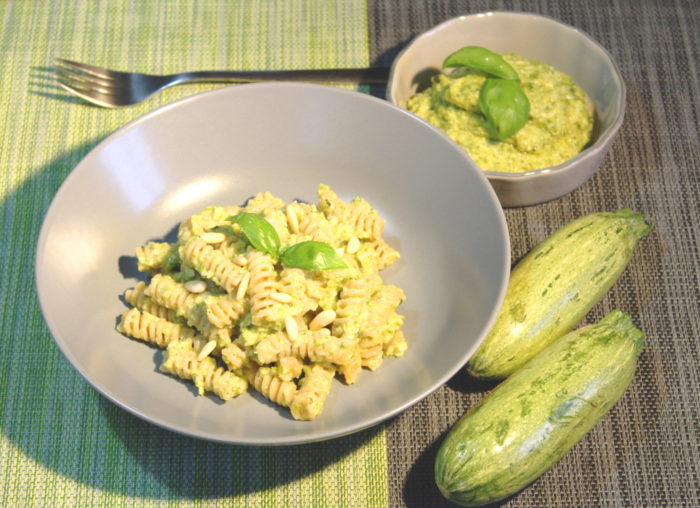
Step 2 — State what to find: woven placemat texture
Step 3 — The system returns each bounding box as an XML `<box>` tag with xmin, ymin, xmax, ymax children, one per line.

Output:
<box><xmin>0</xmin><ymin>1</ymin><xmax>388</xmax><ymax>507</ymax></box>
<box><xmin>369</xmin><ymin>0</ymin><xmax>700</xmax><ymax>506</ymax></box>
<box><xmin>3</xmin><ymin>0</ymin><xmax>699</xmax><ymax>506</ymax></box>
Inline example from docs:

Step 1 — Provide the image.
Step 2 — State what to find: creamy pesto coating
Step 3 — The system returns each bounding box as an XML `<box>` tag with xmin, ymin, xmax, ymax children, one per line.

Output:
<box><xmin>407</xmin><ymin>54</ymin><xmax>594</xmax><ymax>173</ymax></box>
<box><xmin>122</xmin><ymin>185</ymin><xmax>408</xmax><ymax>421</ymax></box>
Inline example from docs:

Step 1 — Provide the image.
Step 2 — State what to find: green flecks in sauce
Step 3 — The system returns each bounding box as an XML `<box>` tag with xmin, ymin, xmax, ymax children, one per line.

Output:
<box><xmin>407</xmin><ymin>54</ymin><xmax>593</xmax><ymax>173</ymax></box>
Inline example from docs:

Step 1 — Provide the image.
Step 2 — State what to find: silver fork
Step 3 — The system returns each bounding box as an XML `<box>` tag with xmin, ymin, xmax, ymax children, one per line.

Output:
<box><xmin>55</xmin><ymin>58</ymin><xmax>390</xmax><ymax>108</ymax></box>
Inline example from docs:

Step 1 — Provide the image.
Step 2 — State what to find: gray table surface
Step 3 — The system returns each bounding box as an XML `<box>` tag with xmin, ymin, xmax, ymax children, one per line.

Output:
<box><xmin>367</xmin><ymin>0</ymin><xmax>699</xmax><ymax>506</ymax></box>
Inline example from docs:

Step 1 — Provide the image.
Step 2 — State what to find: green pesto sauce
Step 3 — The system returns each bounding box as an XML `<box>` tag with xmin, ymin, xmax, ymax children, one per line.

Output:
<box><xmin>407</xmin><ymin>54</ymin><xmax>594</xmax><ymax>173</ymax></box>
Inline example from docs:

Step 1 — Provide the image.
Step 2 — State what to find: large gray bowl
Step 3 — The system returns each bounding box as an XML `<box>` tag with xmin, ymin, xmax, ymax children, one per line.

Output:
<box><xmin>388</xmin><ymin>12</ymin><xmax>626</xmax><ymax>206</ymax></box>
<box><xmin>36</xmin><ymin>83</ymin><xmax>510</xmax><ymax>444</ymax></box>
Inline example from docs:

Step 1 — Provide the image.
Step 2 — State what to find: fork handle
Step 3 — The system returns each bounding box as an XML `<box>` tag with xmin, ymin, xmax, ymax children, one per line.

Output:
<box><xmin>169</xmin><ymin>68</ymin><xmax>390</xmax><ymax>85</ymax></box>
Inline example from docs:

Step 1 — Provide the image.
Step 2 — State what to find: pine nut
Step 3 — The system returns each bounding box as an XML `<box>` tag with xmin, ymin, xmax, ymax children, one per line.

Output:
<box><xmin>346</xmin><ymin>236</ymin><xmax>360</xmax><ymax>254</ymax></box>
<box><xmin>271</xmin><ymin>292</ymin><xmax>292</xmax><ymax>303</ymax></box>
<box><xmin>285</xmin><ymin>316</ymin><xmax>299</xmax><ymax>341</ymax></box>
<box><xmin>236</xmin><ymin>272</ymin><xmax>250</xmax><ymax>300</ymax></box>
<box><xmin>309</xmin><ymin>309</ymin><xmax>336</xmax><ymax>330</ymax></box>
<box><xmin>184</xmin><ymin>279</ymin><xmax>207</xmax><ymax>293</ymax></box>
<box><xmin>233</xmin><ymin>255</ymin><xmax>248</xmax><ymax>266</ymax></box>
<box><xmin>286</xmin><ymin>204</ymin><xmax>300</xmax><ymax>234</ymax></box>
<box><xmin>197</xmin><ymin>340</ymin><xmax>217</xmax><ymax>361</ymax></box>
<box><xmin>201</xmin><ymin>231</ymin><xmax>225</xmax><ymax>244</ymax></box>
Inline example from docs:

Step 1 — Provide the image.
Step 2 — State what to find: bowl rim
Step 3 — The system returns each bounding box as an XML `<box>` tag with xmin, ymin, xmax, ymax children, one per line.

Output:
<box><xmin>35</xmin><ymin>81</ymin><xmax>511</xmax><ymax>445</ymax></box>
<box><xmin>387</xmin><ymin>11</ymin><xmax>626</xmax><ymax>180</ymax></box>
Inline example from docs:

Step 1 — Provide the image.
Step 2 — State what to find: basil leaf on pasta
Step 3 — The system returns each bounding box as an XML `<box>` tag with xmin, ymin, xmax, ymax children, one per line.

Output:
<box><xmin>280</xmin><ymin>241</ymin><xmax>348</xmax><ymax>271</ymax></box>
<box><xmin>229</xmin><ymin>213</ymin><xmax>281</xmax><ymax>259</ymax></box>
<box><xmin>443</xmin><ymin>46</ymin><xmax>518</xmax><ymax>80</ymax></box>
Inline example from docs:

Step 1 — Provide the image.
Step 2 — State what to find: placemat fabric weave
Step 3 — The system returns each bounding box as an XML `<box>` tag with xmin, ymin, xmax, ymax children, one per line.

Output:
<box><xmin>369</xmin><ymin>0</ymin><xmax>700</xmax><ymax>506</ymax></box>
<box><xmin>0</xmin><ymin>1</ymin><xmax>387</xmax><ymax>507</ymax></box>
<box><xmin>2</xmin><ymin>0</ymin><xmax>699</xmax><ymax>506</ymax></box>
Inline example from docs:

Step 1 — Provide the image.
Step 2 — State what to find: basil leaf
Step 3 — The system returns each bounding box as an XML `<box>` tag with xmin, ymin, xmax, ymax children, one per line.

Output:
<box><xmin>280</xmin><ymin>241</ymin><xmax>348</xmax><ymax>271</ymax></box>
<box><xmin>479</xmin><ymin>78</ymin><xmax>531</xmax><ymax>141</ymax></box>
<box><xmin>228</xmin><ymin>213</ymin><xmax>280</xmax><ymax>259</ymax></box>
<box><xmin>443</xmin><ymin>46</ymin><xmax>518</xmax><ymax>80</ymax></box>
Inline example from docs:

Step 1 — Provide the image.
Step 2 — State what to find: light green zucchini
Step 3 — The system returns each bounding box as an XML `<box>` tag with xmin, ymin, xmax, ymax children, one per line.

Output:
<box><xmin>468</xmin><ymin>208</ymin><xmax>651</xmax><ymax>380</ymax></box>
<box><xmin>436</xmin><ymin>310</ymin><xmax>644</xmax><ymax>506</ymax></box>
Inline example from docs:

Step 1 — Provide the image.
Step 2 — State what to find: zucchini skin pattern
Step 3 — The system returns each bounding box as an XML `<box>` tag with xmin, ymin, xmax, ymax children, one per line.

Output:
<box><xmin>436</xmin><ymin>310</ymin><xmax>644</xmax><ymax>507</ymax></box>
<box><xmin>468</xmin><ymin>208</ymin><xmax>651</xmax><ymax>380</ymax></box>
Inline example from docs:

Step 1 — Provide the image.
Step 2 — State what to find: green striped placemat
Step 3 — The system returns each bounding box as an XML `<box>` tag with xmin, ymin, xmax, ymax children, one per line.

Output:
<box><xmin>0</xmin><ymin>1</ymin><xmax>387</xmax><ymax>506</ymax></box>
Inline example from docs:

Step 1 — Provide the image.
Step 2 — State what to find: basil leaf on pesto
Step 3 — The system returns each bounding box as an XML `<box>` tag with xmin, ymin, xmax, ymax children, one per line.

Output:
<box><xmin>479</xmin><ymin>77</ymin><xmax>531</xmax><ymax>141</ymax></box>
<box><xmin>443</xmin><ymin>46</ymin><xmax>518</xmax><ymax>80</ymax></box>
<box><xmin>228</xmin><ymin>213</ymin><xmax>281</xmax><ymax>259</ymax></box>
<box><xmin>280</xmin><ymin>241</ymin><xmax>348</xmax><ymax>271</ymax></box>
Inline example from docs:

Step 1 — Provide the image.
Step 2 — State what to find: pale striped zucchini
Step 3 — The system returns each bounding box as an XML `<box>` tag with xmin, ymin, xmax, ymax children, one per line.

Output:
<box><xmin>467</xmin><ymin>208</ymin><xmax>651</xmax><ymax>380</ymax></box>
<box><xmin>436</xmin><ymin>310</ymin><xmax>644</xmax><ymax>506</ymax></box>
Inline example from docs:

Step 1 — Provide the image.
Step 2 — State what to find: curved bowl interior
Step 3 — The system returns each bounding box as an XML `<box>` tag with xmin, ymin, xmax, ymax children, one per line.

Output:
<box><xmin>36</xmin><ymin>83</ymin><xmax>510</xmax><ymax>445</ymax></box>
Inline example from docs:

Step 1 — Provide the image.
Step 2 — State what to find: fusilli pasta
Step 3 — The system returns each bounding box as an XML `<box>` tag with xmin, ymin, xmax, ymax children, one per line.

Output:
<box><xmin>117</xmin><ymin>184</ymin><xmax>407</xmax><ymax>420</ymax></box>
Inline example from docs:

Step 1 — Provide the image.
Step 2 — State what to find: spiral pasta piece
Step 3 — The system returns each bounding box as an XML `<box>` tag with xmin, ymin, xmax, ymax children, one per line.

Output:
<box><xmin>277</xmin><ymin>355</ymin><xmax>304</xmax><ymax>381</ymax></box>
<box><xmin>247</xmin><ymin>251</ymin><xmax>287</xmax><ymax>325</ymax></box>
<box><xmin>160</xmin><ymin>340</ymin><xmax>247</xmax><ymax>400</ymax></box>
<box><xmin>332</xmin><ymin>275</ymin><xmax>379</xmax><ymax>341</ymax></box>
<box><xmin>159</xmin><ymin>341</ymin><xmax>197</xmax><ymax>377</ymax></box>
<box><xmin>177</xmin><ymin>205</ymin><xmax>240</xmax><ymax>241</ymax></box>
<box><xmin>318</xmin><ymin>184</ymin><xmax>384</xmax><ymax>240</ymax></box>
<box><xmin>179</xmin><ymin>237</ymin><xmax>245</xmax><ymax>295</ymax></box>
<box><xmin>117</xmin><ymin>308</ymin><xmax>196</xmax><ymax>348</ymax></box>
<box><xmin>359</xmin><ymin>336</ymin><xmax>384</xmax><ymax>371</ymax></box>
<box><xmin>220</xmin><ymin>343</ymin><xmax>248</xmax><ymax>373</ymax></box>
<box><xmin>290</xmin><ymin>364</ymin><xmax>336</xmax><ymax>421</ymax></box>
<box><xmin>136</xmin><ymin>242</ymin><xmax>179</xmax><ymax>273</ymax></box>
<box><xmin>354</xmin><ymin>205</ymin><xmax>385</xmax><ymax>240</ymax></box>
<box><xmin>189</xmin><ymin>304</ymin><xmax>222</xmax><ymax>339</ymax></box>
<box><xmin>359</xmin><ymin>285</ymin><xmax>404</xmax><ymax>369</ymax></box>
<box><xmin>289</xmin><ymin>331</ymin><xmax>320</xmax><ymax>360</ymax></box>
<box><xmin>337</xmin><ymin>349</ymin><xmax>362</xmax><ymax>385</ymax></box>
<box><xmin>244</xmin><ymin>192</ymin><xmax>286</xmax><ymax>213</ymax></box>
<box><xmin>205</xmin><ymin>294</ymin><xmax>246</xmax><ymax>328</ymax></box>
<box><xmin>124</xmin><ymin>281</ymin><xmax>178</xmax><ymax>322</ymax></box>
<box><xmin>297</xmin><ymin>207</ymin><xmax>337</xmax><ymax>244</ymax></box>
<box><xmin>383</xmin><ymin>330</ymin><xmax>408</xmax><ymax>358</ymax></box>
<box><xmin>252</xmin><ymin>331</ymin><xmax>291</xmax><ymax>364</ymax></box>
<box><xmin>263</xmin><ymin>209</ymin><xmax>293</xmax><ymax>244</ymax></box>
<box><xmin>145</xmin><ymin>274</ymin><xmax>223</xmax><ymax>338</ymax></box>
<box><xmin>361</xmin><ymin>285</ymin><xmax>405</xmax><ymax>344</ymax></box>
<box><xmin>146</xmin><ymin>273</ymin><xmax>200</xmax><ymax>316</ymax></box>
<box><xmin>368</xmin><ymin>238</ymin><xmax>400</xmax><ymax>269</ymax></box>
<box><xmin>291</xmin><ymin>330</ymin><xmax>353</xmax><ymax>366</ymax></box>
<box><xmin>332</xmin><ymin>280</ymin><xmax>365</xmax><ymax>340</ymax></box>
<box><xmin>251</xmin><ymin>366</ymin><xmax>298</xmax><ymax>407</ymax></box>
<box><xmin>244</xmin><ymin>356</ymin><xmax>303</xmax><ymax>382</ymax></box>
<box><xmin>218</xmin><ymin>235</ymin><xmax>246</xmax><ymax>260</ymax></box>
<box><xmin>193</xmin><ymin>358</ymin><xmax>248</xmax><ymax>401</ymax></box>
<box><xmin>279</xmin><ymin>268</ymin><xmax>323</xmax><ymax>315</ymax></box>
